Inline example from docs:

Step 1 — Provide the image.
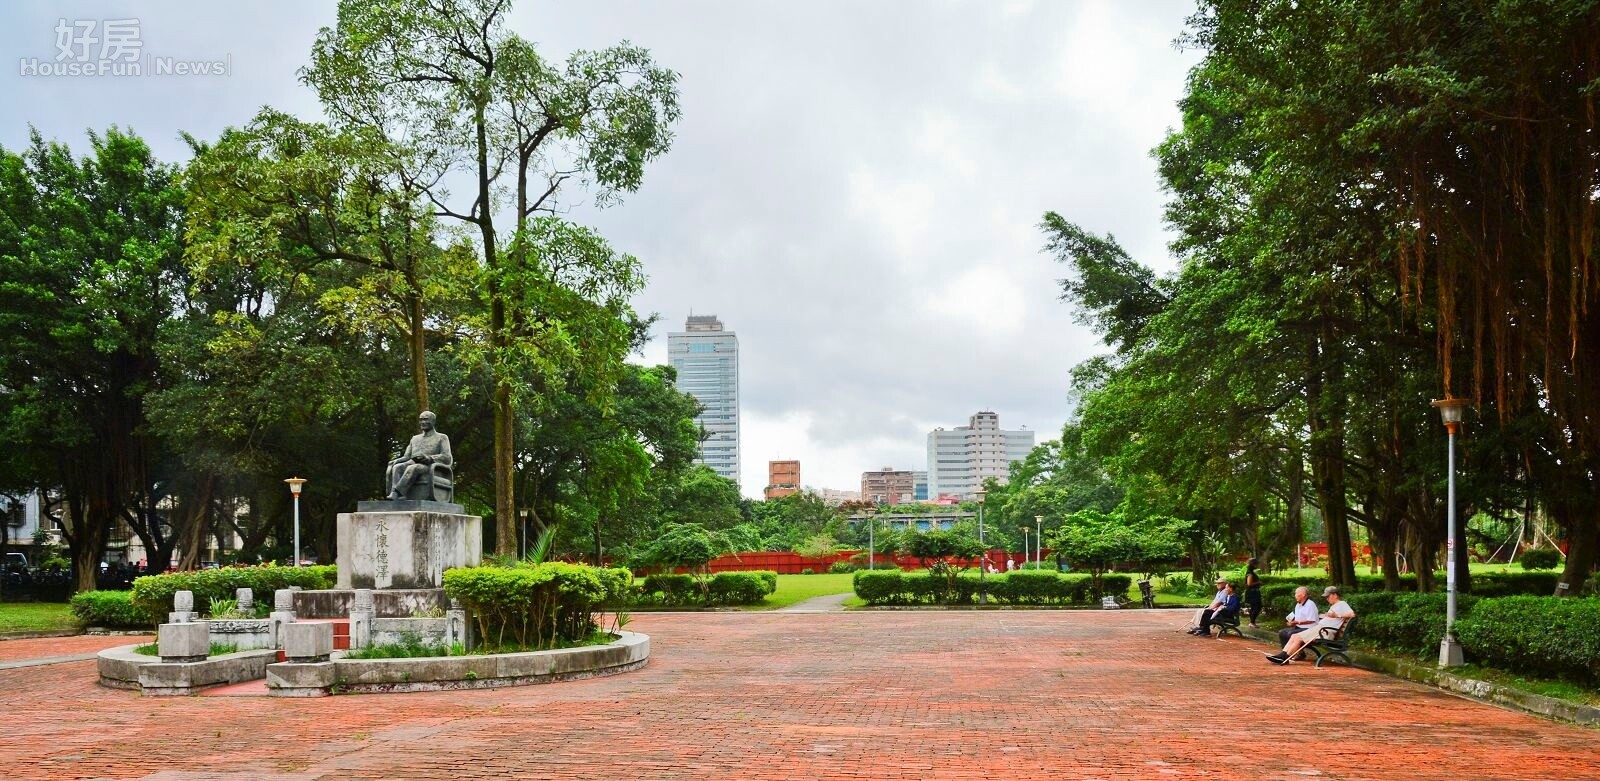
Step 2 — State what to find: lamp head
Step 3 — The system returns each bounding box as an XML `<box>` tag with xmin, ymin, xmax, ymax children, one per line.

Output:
<box><xmin>284</xmin><ymin>477</ymin><xmax>306</xmax><ymax>496</ymax></box>
<box><xmin>1430</xmin><ymin>397</ymin><xmax>1471</xmax><ymax>428</ymax></box>
<box><xmin>974</xmin><ymin>488</ymin><xmax>986</xmax><ymax>504</ymax></box>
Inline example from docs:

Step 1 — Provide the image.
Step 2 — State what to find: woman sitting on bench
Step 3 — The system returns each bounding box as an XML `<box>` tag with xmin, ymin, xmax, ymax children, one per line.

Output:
<box><xmin>1191</xmin><ymin>581</ymin><xmax>1240</xmax><ymax>637</ymax></box>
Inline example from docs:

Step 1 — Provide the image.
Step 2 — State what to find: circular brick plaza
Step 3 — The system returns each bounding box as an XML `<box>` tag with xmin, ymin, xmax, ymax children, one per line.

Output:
<box><xmin>2</xmin><ymin>610</ymin><xmax>1596</xmax><ymax>780</ymax></box>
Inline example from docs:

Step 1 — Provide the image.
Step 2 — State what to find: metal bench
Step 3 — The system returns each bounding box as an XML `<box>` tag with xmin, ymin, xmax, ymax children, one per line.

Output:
<box><xmin>1211</xmin><ymin>610</ymin><xmax>1244</xmax><ymax>638</ymax></box>
<box><xmin>1304</xmin><ymin>617</ymin><xmax>1357</xmax><ymax>667</ymax></box>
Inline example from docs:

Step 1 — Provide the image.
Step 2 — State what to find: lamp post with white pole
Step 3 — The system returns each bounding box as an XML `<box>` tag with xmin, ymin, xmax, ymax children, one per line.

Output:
<box><xmin>975</xmin><ymin>488</ymin><xmax>987</xmax><ymax>605</ymax></box>
<box><xmin>284</xmin><ymin>477</ymin><xmax>306</xmax><ymax>568</ymax></box>
<box><xmin>866</xmin><ymin>507</ymin><xmax>880</xmax><ymax>570</ymax></box>
<box><xmin>1431</xmin><ymin>397</ymin><xmax>1470</xmax><ymax>667</ymax></box>
<box><xmin>1035</xmin><ymin>515</ymin><xmax>1043</xmax><ymax>569</ymax></box>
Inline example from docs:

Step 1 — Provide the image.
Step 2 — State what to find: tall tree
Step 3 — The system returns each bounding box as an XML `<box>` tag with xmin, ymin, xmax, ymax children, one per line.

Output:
<box><xmin>0</xmin><ymin>128</ymin><xmax>185</xmax><ymax>592</ymax></box>
<box><xmin>303</xmin><ymin>0</ymin><xmax>681</xmax><ymax>552</ymax></box>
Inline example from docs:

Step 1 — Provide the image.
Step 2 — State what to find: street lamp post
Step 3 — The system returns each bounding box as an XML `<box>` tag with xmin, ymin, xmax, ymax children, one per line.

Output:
<box><xmin>975</xmin><ymin>488</ymin><xmax>987</xmax><ymax>605</ymax></box>
<box><xmin>284</xmin><ymin>477</ymin><xmax>306</xmax><ymax>568</ymax></box>
<box><xmin>1431</xmin><ymin>396</ymin><xmax>1470</xmax><ymax>668</ymax></box>
<box><xmin>1035</xmin><ymin>515</ymin><xmax>1043</xmax><ymax>569</ymax></box>
<box><xmin>1019</xmin><ymin>527</ymin><xmax>1029</xmax><ymax>570</ymax></box>
<box><xmin>866</xmin><ymin>507</ymin><xmax>879</xmax><ymax>570</ymax></box>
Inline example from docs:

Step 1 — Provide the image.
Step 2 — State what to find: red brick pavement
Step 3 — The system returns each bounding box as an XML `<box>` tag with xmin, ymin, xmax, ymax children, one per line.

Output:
<box><xmin>1</xmin><ymin>611</ymin><xmax>1595</xmax><ymax>780</ymax></box>
<box><xmin>0</xmin><ymin>633</ymin><xmax>152</xmax><ymax>662</ymax></box>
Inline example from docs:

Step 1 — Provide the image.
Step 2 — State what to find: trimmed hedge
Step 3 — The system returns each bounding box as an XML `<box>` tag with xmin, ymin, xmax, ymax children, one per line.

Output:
<box><xmin>852</xmin><ymin>570</ymin><xmax>1132</xmax><ymax>606</ymax></box>
<box><xmin>1456</xmin><ymin>597</ymin><xmax>1600</xmax><ymax>684</ymax></box>
<box><xmin>130</xmin><ymin>565</ymin><xmax>336</xmax><ymax>619</ymax></box>
<box><xmin>1247</xmin><ymin>570</ymin><xmax>1558</xmax><ymax>598</ymax></box>
<box><xmin>442</xmin><ymin>562</ymin><xmax>631</xmax><ymax>651</ymax></box>
<box><xmin>1516</xmin><ymin>548</ymin><xmax>1561</xmax><ymax>570</ymax></box>
<box><xmin>69</xmin><ymin>590</ymin><xmax>156</xmax><ymax>628</ymax></box>
<box><xmin>634</xmin><ymin>570</ymin><xmax>777</xmax><ymax>607</ymax></box>
<box><xmin>1345</xmin><ymin>592</ymin><xmax>1480</xmax><ymax>657</ymax></box>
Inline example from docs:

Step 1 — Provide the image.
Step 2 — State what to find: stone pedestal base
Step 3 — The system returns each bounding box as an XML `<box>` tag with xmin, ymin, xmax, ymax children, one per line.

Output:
<box><xmin>336</xmin><ymin>510</ymin><xmax>481</xmax><ymax>590</ymax></box>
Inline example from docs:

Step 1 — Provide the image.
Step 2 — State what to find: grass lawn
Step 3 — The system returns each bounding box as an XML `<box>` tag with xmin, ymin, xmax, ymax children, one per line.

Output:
<box><xmin>743</xmin><ymin>573</ymin><xmax>857</xmax><ymax>610</ymax></box>
<box><xmin>0</xmin><ymin>602</ymin><xmax>80</xmax><ymax>634</ymax></box>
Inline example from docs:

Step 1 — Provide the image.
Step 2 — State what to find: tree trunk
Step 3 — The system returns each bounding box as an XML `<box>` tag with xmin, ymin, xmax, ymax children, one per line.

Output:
<box><xmin>1306</xmin><ymin>329</ymin><xmax>1357</xmax><ymax>587</ymax></box>
<box><xmin>1555</xmin><ymin>513</ymin><xmax>1598</xmax><ymax>596</ymax></box>
<box><xmin>71</xmin><ymin>497</ymin><xmax>111</xmax><ymax>594</ymax></box>
<box><xmin>407</xmin><ymin>290</ymin><xmax>430</xmax><ymax>412</ymax></box>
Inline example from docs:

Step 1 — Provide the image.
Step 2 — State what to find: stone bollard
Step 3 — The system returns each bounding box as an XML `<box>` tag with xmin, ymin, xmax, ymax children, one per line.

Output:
<box><xmin>236</xmin><ymin>588</ymin><xmax>254</xmax><ymax>614</ymax></box>
<box><xmin>445</xmin><ymin>598</ymin><xmax>470</xmax><ymax>650</ymax></box>
<box><xmin>168</xmin><ymin>590</ymin><xmax>196</xmax><ymax>624</ymax></box>
<box><xmin>349</xmin><ymin>588</ymin><xmax>374</xmax><ymax>650</ymax></box>
<box><xmin>282</xmin><ymin>622</ymin><xmax>333</xmax><ymax>663</ymax></box>
<box><xmin>158</xmin><ymin>621</ymin><xmax>210</xmax><ymax>662</ymax></box>
<box><xmin>270</xmin><ymin>588</ymin><xmax>297</xmax><ymax>648</ymax></box>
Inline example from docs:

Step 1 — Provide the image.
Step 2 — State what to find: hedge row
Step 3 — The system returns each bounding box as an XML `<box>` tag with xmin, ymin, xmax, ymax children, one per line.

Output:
<box><xmin>442</xmin><ymin>562</ymin><xmax>632</xmax><ymax>651</ymax></box>
<box><xmin>130</xmin><ymin>565</ymin><xmax>337</xmax><ymax>619</ymax></box>
<box><xmin>853</xmin><ymin>570</ymin><xmax>1133</xmax><ymax>606</ymax></box>
<box><xmin>1456</xmin><ymin>597</ymin><xmax>1600</xmax><ymax>684</ymax></box>
<box><xmin>633</xmin><ymin>571</ymin><xmax>778</xmax><ymax>607</ymax></box>
<box><xmin>1243</xmin><ymin>570</ymin><xmax>1561</xmax><ymax>597</ymax></box>
<box><xmin>69</xmin><ymin>590</ymin><xmax>157</xmax><ymax>628</ymax></box>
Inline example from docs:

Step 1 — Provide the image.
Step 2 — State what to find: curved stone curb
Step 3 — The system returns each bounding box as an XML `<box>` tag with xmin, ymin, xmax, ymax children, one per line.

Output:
<box><xmin>1237</xmin><ymin>625</ymin><xmax>1600</xmax><ymax>726</ymax></box>
<box><xmin>96</xmin><ymin>643</ymin><xmax>157</xmax><ymax>689</ymax></box>
<box><xmin>272</xmin><ymin>630</ymin><xmax>650</xmax><ymax>695</ymax></box>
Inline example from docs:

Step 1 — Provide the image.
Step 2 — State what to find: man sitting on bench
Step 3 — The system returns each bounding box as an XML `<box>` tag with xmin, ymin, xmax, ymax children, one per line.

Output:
<box><xmin>1279</xmin><ymin>586</ymin><xmax>1320</xmax><ymax>648</ymax></box>
<box><xmin>1191</xmin><ymin>581</ymin><xmax>1240</xmax><ymax>637</ymax></box>
<box><xmin>1265</xmin><ymin>585</ymin><xmax>1354</xmax><ymax>665</ymax></box>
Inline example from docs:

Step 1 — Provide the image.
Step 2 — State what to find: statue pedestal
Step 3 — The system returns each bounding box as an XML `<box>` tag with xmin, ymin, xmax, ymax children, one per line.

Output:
<box><xmin>335</xmin><ymin>510</ymin><xmax>481</xmax><ymax>590</ymax></box>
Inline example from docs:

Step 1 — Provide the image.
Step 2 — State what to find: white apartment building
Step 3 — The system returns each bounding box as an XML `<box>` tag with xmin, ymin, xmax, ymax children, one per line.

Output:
<box><xmin>926</xmin><ymin>410</ymin><xmax>1034</xmax><ymax>499</ymax></box>
<box><xmin>668</xmin><ymin>315</ymin><xmax>740</xmax><ymax>481</ymax></box>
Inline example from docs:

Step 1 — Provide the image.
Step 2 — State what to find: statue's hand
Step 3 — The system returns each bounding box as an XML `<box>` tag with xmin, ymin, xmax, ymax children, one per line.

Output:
<box><xmin>414</xmin><ymin>455</ymin><xmax>432</xmax><ymax>464</ymax></box>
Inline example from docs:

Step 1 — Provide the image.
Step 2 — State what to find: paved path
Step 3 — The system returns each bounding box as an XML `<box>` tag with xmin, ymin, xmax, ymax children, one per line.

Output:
<box><xmin>2</xmin><ymin>611</ymin><xmax>1596</xmax><ymax>780</ymax></box>
<box><xmin>0</xmin><ymin>633</ymin><xmax>150</xmax><ymax>663</ymax></box>
<box><xmin>775</xmin><ymin>592</ymin><xmax>852</xmax><ymax>612</ymax></box>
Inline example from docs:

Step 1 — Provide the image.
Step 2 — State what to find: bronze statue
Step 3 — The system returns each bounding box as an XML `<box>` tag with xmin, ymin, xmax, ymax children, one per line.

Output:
<box><xmin>386</xmin><ymin>411</ymin><xmax>455</xmax><ymax>502</ymax></box>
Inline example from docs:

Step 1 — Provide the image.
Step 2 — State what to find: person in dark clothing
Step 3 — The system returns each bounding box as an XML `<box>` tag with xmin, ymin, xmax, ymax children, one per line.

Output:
<box><xmin>1244</xmin><ymin>557</ymin><xmax>1263</xmax><ymax>627</ymax></box>
<box><xmin>1191</xmin><ymin>582</ymin><xmax>1240</xmax><ymax>636</ymax></box>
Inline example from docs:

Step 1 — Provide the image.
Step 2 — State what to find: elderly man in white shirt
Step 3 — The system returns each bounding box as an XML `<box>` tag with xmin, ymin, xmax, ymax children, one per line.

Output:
<box><xmin>1266</xmin><ymin>585</ymin><xmax>1355</xmax><ymax>665</ymax></box>
<box><xmin>1186</xmin><ymin>577</ymin><xmax>1230</xmax><ymax>634</ymax></box>
<box><xmin>1278</xmin><ymin>586</ymin><xmax>1320</xmax><ymax>647</ymax></box>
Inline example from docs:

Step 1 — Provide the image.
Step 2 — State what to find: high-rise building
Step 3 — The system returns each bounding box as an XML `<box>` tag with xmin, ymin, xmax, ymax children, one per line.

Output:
<box><xmin>813</xmin><ymin>487</ymin><xmax>861</xmax><ymax>506</ymax></box>
<box><xmin>926</xmin><ymin>411</ymin><xmax>1034</xmax><ymax>499</ymax></box>
<box><xmin>860</xmin><ymin>466</ymin><xmax>917</xmax><ymax>506</ymax></box>
<box><xmin>764</xmin><ymin>460</ymin><xmax>800</xmax><ymax>500</ymax></box>
<box><xmin>668</xmin><ymin>315</ymin><xmax>740</xmax><ymax>481</ymax></box>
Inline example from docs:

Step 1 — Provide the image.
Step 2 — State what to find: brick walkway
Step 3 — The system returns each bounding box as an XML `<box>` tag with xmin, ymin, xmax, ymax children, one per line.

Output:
<box><xmin>2</xmin><ymin>611</ymin><xmax>1595</xmax><ymax>780</ymax></box>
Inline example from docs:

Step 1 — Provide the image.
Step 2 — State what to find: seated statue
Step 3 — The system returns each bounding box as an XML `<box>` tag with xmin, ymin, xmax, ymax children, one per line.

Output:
<box><xmin>386</xmin><ymin>411</ymin><xmax>454</xmax><ymax>503</ymax></box>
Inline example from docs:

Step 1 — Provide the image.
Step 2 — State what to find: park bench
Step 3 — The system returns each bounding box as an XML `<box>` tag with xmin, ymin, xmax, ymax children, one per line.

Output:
<box><xmin>1211</xmin><ymin>609</ymin><xmax>1244</xmax><ymax>638</ymax></box>
<box><xmin>1303</xmin><ymin>617</ymin><xmax>1357</xmax><ymax>668</ymax></box>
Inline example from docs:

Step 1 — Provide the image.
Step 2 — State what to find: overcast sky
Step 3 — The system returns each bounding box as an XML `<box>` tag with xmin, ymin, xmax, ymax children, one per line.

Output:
<box><xmin>3</xmin><ymin>1</ymin><xmax>1201</xmax><ymax>498</ymax></box>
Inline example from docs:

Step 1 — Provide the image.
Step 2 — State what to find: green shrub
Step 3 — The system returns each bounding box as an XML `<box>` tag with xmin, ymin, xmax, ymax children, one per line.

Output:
<box><xmin>1355</xmin><ymin>592</ymin><xmax>1480</xmax><ymax>657</ymax></box>
<box><xmin>751</xmin><ymin>570</ymin><xmax>777</xmax><ymax>594</ymax></box>
<box><xmin>1473</xmin><ymin>571</ymin><xmax>1560</xmax><ymax>597</ymax></box>
<box><xmin>829</xmin><ymin>561</ymin><xmax>858</xmax><ymax>574</ymax></box>
<box><xmin>800</xmin><ymin>568</ymin><xmax>815</xmax><ymax>575</ymax></box>
<box><xmin>1456</xmin><ymin>596</ymin><xmax>1600</xmax><ymax>684</ymax></box>
<box><xmin>639</xmin><ymin>573</ymin><xmax>698</xmax><ymax>605</ymax></box>
<box><xmin>1259</xmin><ymin>584</ymin><xmax>1300</xmax><ymax>617</ymax></box>
<box><xmin>443</xmin><ymin>563</ymin><xmax>629</xmax><ymax>651</ymax></box>
<box><xmin>853</xmin><ymin>570</ymin><xmax>906</xmax><ymax>605</ymax></box>
<box><xmin>1161</xmin><ymin>573</ymin><xmax>1190</xmax><ymax>596</ymax></box>
<box><xmin>707</xmin><ymin>572</ymin><xmax>770</xmax><ymax>605</ymax></box>
<box><xmin>69</xmin><ymin>590</ymin><xmax>155</xmax><ymax>628</ymax></box>
<box><xmin>1517</xmin><ymin>548</ymin><xmax>1561</xmax><ymax>571</ymax></box>
<box><xmin>130</xmin><ymin>565</ymin><xmax>336</xmax><ymax>619</ymax></box>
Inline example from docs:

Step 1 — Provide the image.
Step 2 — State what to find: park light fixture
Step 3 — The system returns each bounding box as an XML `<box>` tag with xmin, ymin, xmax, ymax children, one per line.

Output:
<box><xmin>975</xmin><ymin>488</ymin><xmax>987</xmax><ymax>605</ymax></box>
<box><xmin>1035</xmin><ymin>515</ymin><xmax>1043</xmax><ymax>569</ymax></box>
<box><xmin>865</xmin><ymin>506</ymin><xmax>880</xmax><ymax>570</ymax></box>
<box><xmin>1430</xmin><ymin>396</ymin><xmax>1471</xmax><ymax>667</ymax></box>
<box><xmin>284</xmin><ymin>477</ymin><xmax>306</xmax><ymax>568</ymax></box>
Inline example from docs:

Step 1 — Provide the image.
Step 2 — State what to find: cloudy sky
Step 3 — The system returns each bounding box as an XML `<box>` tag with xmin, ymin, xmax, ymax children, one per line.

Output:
<box><xmin>3</xmin><ymin>1</ymin><xmax>1201</xmax><ymax>497</ymax></box>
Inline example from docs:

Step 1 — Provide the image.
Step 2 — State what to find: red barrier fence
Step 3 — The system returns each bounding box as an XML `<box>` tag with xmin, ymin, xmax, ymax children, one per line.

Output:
<box><xmin>690</xmin><ymin>549</ymin><xmax>1051</xmax><ymax>575</ymax></box>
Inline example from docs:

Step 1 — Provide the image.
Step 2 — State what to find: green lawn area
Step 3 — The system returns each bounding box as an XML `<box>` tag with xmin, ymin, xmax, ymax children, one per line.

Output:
<box><xmin>0</xmin><ymin>602</ymin><xmax>80</xmax><ymax>634</ymax></box>
<box><xmin>743</xmin><ymin>572</ymin><xmax>856</xmax><ymax>610</ymax></box>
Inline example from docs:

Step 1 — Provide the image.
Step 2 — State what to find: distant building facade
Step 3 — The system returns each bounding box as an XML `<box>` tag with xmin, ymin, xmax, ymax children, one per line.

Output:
<box><xmin>668</xmin><ymin>315</ymin><xmax>740</xmax><ymax>481</ymax></box>
<box><xmin>926</xmin><ymin>410</ymin><xmax>1034</xmax><ymax>499</ymax></box>
<box><xmin>764</xmin><ymin>460</ymin><xmax>801</xmax><ymax>500</ymax></box>
<box><xmin>813</xmin><ymin>488</ymin><xmax>861</xmax><ymax>506</ymax></box>
<box><xmin>860</xmin><ymin>466</ymin><xmax>917</xmax><ymax>506</ymax></box>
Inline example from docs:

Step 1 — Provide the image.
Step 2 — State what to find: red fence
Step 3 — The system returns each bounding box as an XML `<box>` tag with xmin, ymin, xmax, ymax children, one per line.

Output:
<box><xmin>691</xmin><ymin>549</ymin><xmax>1049</xmax><ymax>575</ymax></box>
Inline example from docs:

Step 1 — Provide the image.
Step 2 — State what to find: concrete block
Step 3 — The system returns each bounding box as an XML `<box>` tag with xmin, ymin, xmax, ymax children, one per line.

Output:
<box><xmin>265</xmin><ymin>661</ymin><xmax>336</xmax><ymax>696</ymax></box>
<box><xmin>159</xmin><ymin>621</ymin><xmax>210</xmax><ymax>662</ymax></box>
<box><xmin>283</xmin><ymin>621</ymin><xmax>333</xmax><ymax>662</ymax></box>
<box><xmin>336</xmin><ymin>510</ymin><xmax>481</xmax><ymax>589</ymax></box>
<box><xmin>236</xmin><ymin>588</ymin><xmax>254</xmax><ymax>613</ymax></box>
<box><xmin>173</xmin><ymin>590</ymin><xmax>194</xmax><ymax>613</ymax></box>
<box><xmin>137</xmin><ymin>649</ymin><xmax>276</xmax><ymax>696</ymax></box>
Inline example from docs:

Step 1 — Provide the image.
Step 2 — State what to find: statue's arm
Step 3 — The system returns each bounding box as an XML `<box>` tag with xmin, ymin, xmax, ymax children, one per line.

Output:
<box><xmin>435</xmin><ymin>435</ymin><xmax>453</xmax><ymax>467</ymax></box>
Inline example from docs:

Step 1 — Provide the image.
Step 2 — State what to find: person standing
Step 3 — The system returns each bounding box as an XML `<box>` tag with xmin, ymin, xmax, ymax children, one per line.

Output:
<box><xmin>1244</xmin><ymin>558</ymin><xmax>1264</xmax><ymax>627</ymax></box>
